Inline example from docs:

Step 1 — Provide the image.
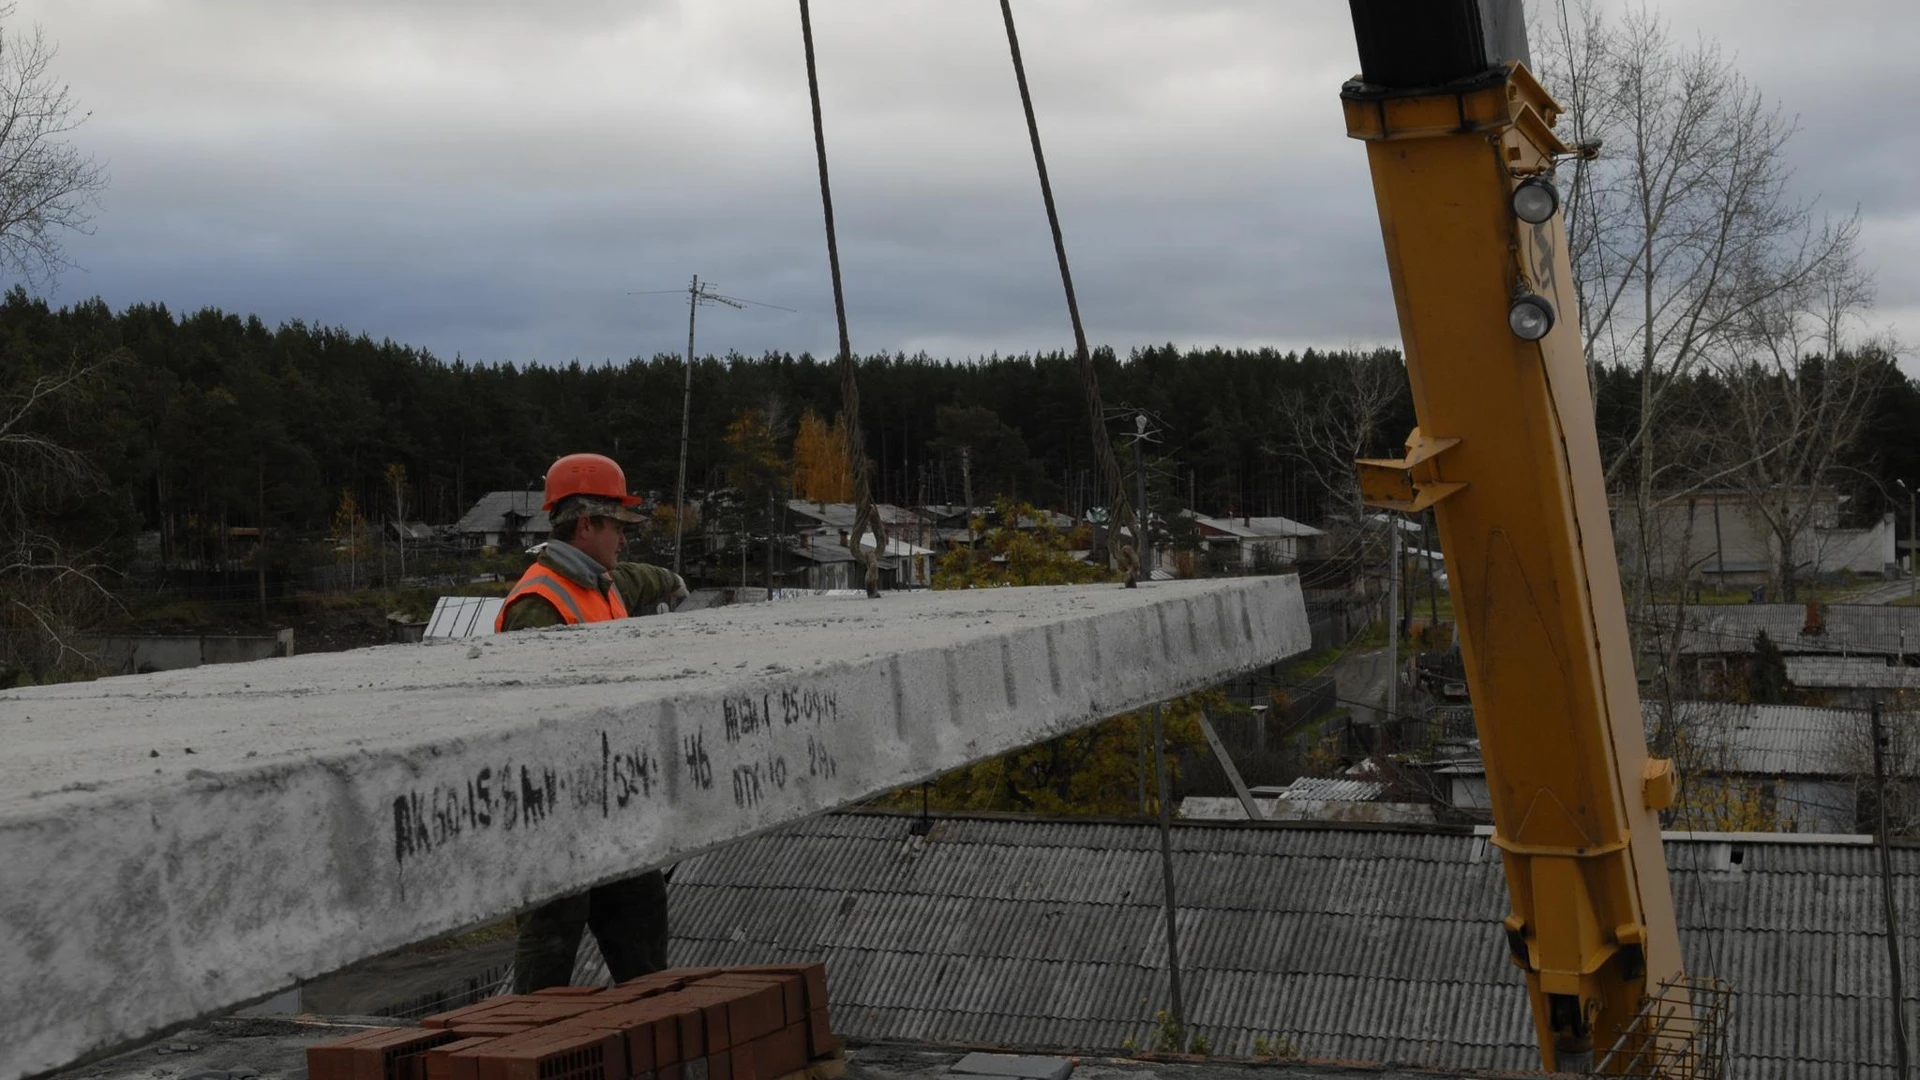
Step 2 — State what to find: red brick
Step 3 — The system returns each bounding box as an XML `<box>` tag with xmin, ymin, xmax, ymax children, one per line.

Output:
<box><xmin>729</xmin><ymin>967</ymin><xmax>828</xmax><ymax>1016</ymax></box>
<box><xmin>533</xmin><ymin>986</ymin><xmax>607</xmax><ymax>997</ymax></box>
<box><xmin>659</xmin><ymin>1063</ymin><xmax>684</xmax><ymax>1080</ymax></box>
<box><xmin>697</xmin><ymin>977</ymin><xmax>800</xmax><ymax>1031</ymax></box>
<box><xmin>471</xmin><ymin>1026</ymin><xmax>627</xmax><ymax>1080</ymax></box>
<box><xmin>481</xmin><ymin>1001</ymin><xmax>609</xmax><ymax>1026</ymax></box>
<box><xmin>423</xmin><ymin>996</ymin><xmax>547</xmax><ymax>1029</ymax></box>
<box><xmin>423</xmin><ymin>1038</ymin><xmax>498</xmax><ymax>1080</ymax></box>
<box><xmin>598</xmin><ymin>984</ymin><xmax>670</xmax><ymax>1004</ymax></box>
<box><xmin>448</xmin><ymin>1024</ymin><xmax>535</xmax><ymax>1038</ymax></box>
<box><xmin>666</xmin><ymin>988</ymin><xmax>735</xmax><ymax>1051</ymax></box>
<box><xmin>693</xmin><ymin>984</ymin><xmax>779</xmax><ymax>1043</ymax></box>
<box><xmin>803</xmin><ymin>1009</ymin><xmax>833</xmax><ymax>1060</ymax></box>
<box><xmin>676</xmin><ymin>1006</ymin><xmax>706</xmax><ymax>1060</ymax></box>
<box><xmin>750</xmin><ymin>1024</ymin><xmax>808</xmax><ymax>1080</ymax></box>
<box><xmin>704</xmin><ymin>1049</ymin><xmax>732</xmax><ymax>1080</ymax></box>
<box><xmin>308</xmin><ymin>1027</ymin><xmax>462</xmax><ymax>1080</ymax></box>
<box><xmin>650</xmin><ymin>1011</ymin><xmax>681</xmax><ymax>1068</ymax></box>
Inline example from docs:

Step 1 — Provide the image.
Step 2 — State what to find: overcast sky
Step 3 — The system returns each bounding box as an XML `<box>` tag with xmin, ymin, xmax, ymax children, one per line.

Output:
<box><xmin>15</xmin><ymin>0</ymin><xmax>1919</xmax><ymax>369</ymax></box>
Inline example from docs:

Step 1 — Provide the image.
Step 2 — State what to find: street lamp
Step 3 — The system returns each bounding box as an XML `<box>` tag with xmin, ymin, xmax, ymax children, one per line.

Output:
<box><xmin>1898</xmin><ymin>480</ymin><xmax>1917</xmax><ymax>597</ymax></box>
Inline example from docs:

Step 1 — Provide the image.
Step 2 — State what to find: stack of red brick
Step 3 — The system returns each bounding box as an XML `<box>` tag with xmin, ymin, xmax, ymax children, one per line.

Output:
<box><xmin>308</xmin><ymin>966</ymin><xmax>836</xmax><ymax>1080</ymax></box>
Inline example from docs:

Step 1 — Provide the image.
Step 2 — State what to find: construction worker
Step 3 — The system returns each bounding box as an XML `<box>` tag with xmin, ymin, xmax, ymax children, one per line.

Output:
<box><xmin>495</xmin><ymin>451</ymin><xmax>688</xmax><ymax>991</ymax></box>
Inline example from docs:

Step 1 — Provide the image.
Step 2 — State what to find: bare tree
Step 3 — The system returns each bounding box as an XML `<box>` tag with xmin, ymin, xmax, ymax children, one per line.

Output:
<box><xmin>0</xmin><ymin>6</ymin><xmax>111</xmax><ymax>683</ymax></box>
<box><xmin>1708</xmin><ymin>224</ymin><xmax>1891</xmax><ymax>600</ymax></box>
<box><xmin>0</xmin><ymin>354</ymin><xmax>120</xmax><ymax>684</ymax></box>
<box><xmin>1829</xmin><ymin>694</ymin><xmax>1920</xmax><ymax>838</ymax></box>
<box><xmin>0</xmin><ymin>3</ymin><xmax>105</xmax><ymax>284</ymax></box>
<box><xmin>1274</xmin><ymin>349</ymin><xmax>1407</xmax><ymax>525</ymax></box>
<box><xmin>1535</xmin><ymin>5</ymin><xmax>1858</xmax><ymax>607</ymax></box>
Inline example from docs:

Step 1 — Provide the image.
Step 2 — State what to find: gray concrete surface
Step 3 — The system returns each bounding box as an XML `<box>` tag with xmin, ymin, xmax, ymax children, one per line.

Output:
<box><xmin>1</xmin><ymin>578</ymin><xmax>1309</xmax><ymax>1080</ymax></box>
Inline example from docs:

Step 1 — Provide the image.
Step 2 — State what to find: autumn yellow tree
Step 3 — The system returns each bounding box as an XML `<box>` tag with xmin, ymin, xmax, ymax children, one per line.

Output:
<box><xmin>893</xmin><ymin>501</ymin><xmax>1206</xmax><ymax>815</ymax></box>
<box><xmin>933</xmin><ymin>498</ymin><xmax>1113</xmax><ymax>588</ymax></box>
<box><xmin>791</xmin><ymin>409</ymin><xmax>853</xmax><ymax>505</ymax></box>
<box><xmin>891</xmin><ymin>693</ymin><xmax>1221</xmax><ymax>816</ymax></box>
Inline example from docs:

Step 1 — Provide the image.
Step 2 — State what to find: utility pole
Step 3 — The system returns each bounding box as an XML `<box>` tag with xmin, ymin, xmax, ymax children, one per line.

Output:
<box><xmin>1901</xmin><ymin>480</ymin><xmax>1918</xmax><ymax>598</ymax></box>
<box><xmin>1386</xmin><ymin>518</ymin><xmax>1400</xmax><ymax>727</ymax></box>
<box><xmin>634</xmin><ymin>275</ymin><xmax>792</xmax><ymax>579</ymax></box>
<box><xmin>1150</xmin><ymin>702</ymin><xmax>1186</xmax><ymax>1043</ymax></box>
<box><xmin>256</xmin><ymin>454</ymin><xmax>267</xmax><ymax>623</ymax></box>
<box><xmin>1134</xmin><ymin>413</ymin><xmax>1151</xmax><ymax>579</ymax></box>
<box><xmin>1873</xmin><ymin>699</ymin><xmax>1911</xmax><ymax>1080</ymax></box>
<box><xmin>673</xmin><ymin>276</ymin><xmax>742</xmax><ymax>579</ymax></box>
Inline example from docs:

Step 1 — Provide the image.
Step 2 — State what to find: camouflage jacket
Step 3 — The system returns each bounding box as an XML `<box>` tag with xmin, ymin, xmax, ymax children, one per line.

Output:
<box><xmin>499</xmin><ymin>553</ymin><xmax>685</xmax><ymax>632</ymax></box>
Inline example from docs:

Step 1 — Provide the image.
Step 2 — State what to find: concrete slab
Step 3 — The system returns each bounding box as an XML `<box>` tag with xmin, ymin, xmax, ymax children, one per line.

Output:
<box><xmin>951</xmin><ymin>1053</ymin><xmax>1075</xmax><ymax>1080</ymax></box>
<box><xmin>0</xmin><ymin>577</ymin><xmax>1308</xmax><ymax>1080</ymax></box>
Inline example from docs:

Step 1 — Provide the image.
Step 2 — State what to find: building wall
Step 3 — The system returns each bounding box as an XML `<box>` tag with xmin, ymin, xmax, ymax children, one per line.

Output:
<box><xmin>1615</xmin><ymin>493</ymin><xmax>1892</xmax><ymax>583</ymax></box>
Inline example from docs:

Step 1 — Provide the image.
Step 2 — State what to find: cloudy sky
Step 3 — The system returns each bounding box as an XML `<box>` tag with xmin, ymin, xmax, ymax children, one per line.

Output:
<box><xmin>15</xmin><ymin>0</ymin><xmax>1919</xmax><ymax>369</ymax></box>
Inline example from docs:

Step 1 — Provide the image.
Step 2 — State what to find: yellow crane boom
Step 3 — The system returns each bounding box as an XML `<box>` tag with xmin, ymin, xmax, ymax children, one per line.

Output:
<box><xmin>1338</xmin><ymin>1</ymin><xmax>1697</xmax><ymax>1071</ymax></box>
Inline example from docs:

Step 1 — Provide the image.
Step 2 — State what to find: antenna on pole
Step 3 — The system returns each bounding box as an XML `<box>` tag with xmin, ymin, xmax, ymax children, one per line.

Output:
<box><xmin>630</xmin><ymin>278</ymin><xmax>795</xmax><ymax>579</ymax></box>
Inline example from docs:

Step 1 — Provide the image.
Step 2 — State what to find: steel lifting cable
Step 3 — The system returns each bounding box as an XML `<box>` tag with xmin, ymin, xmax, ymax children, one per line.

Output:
<box><xmin>798</xmin><ymin>0</ymin><xmax>888</xmax><ymax>598</ymax></box>
<box><xmin>999</xmin><ymin>0</ymin><xmax>1138</xmax><ymax>585</ymax></box>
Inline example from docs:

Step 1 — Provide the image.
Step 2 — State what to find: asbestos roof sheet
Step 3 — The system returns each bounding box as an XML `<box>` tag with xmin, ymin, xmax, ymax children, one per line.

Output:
<box><xmin>1185</xmin><ymin>513</ymin><xmax>1325</xmax><ymax>540</ymax></box>
<box><xmin>1278</xmin><ymin>777</ymin><xmax>1386</xmax><ymax>802</ymax></box>
<box><xmin>651</xmin><ymin>812</ymin><xmax>1920</xmax><ymax>1078</ymax></box>
<box><xmin>1787</xmin><ymin>655</ymin><xmax>1920</xmax><ymax>690</ymax></box>
<box><xmin>423</xmin><ymin>595</ymin><xmax>503</xmax><ymax>639</ymax></box>
<box><xmin>1657</xmin><ymin>603</ymin><xmax>1920</xmax><ymax>657</ymax></box>
<box><xmin>1651</xmin><ymin>701</ymin><xmax>1859</xmax><ymax>777</ymax></box>
<box><xmin>453</xmin><ymin>490</ymin><xmax>551</xmax><ymax>536</ymax></box>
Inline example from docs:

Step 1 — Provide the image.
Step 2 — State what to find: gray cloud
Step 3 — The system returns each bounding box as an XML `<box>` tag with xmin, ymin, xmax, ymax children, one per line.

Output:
<box><xmin>16</xmin><ymin>0</ymin><xmax>1918</xmax><ymax>371</ymax></box>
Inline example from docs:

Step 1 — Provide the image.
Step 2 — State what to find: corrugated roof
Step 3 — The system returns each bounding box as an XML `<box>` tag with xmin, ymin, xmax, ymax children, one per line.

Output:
<box><xmin>1656</xmin><ymin>603</ymin><xmax>1920</xmax><ymax>657</ymax></box>
<box><xmin>1278</xmin><ymin>777</ymin><xmax>1386</xmax><ymax>802</ymax></box>
<box><xmin>631</xmin><ymin>813</ymin><xmax>1920</xmax><ymax>1077</ymax></box>
<box><xmin>1444</xmin><ymin>702</ymin><xmax>1862</xmax><ymax>779</ymax></box>
<box><xmin>787</xmin><ymin>501</ymin><xmax>926</xmax><ymax>529</ymax></box>
<box><xmin>423</xmin><ymin>596</ymin><xmax>503</xmax><ymax>639</ymax></box>
<box><xmin>1654</xmin><ymin>702</ymin><xmax>1857</xmax><ymax>777</ymax></box>
<box><xmin>453</xmin><ymin>491</ymin><xmax>551</xmax><ymax>536</ymax></box>
<box><xmin>1787</xmin><ymin>656</ymin><xmax>1920</xmax><ymax>690</ymax></box>
<box><xmin>1185</xmin><ymin>513</ymin><xmax>1325</xmax><ymax>540</ymax></box>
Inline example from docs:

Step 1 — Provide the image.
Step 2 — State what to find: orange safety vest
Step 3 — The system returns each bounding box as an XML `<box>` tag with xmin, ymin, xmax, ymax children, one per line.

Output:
<box><xmin>495</xmin><ymin>563</ymin><xmax>629</xmax><ymax>631</ymax></box>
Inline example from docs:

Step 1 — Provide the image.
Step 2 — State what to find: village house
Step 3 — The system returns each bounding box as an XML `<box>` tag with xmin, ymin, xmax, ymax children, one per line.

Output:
<box><xmin>451</xmin><ymin>490</ymin><xmax>551</xmax><ymax>551</ymax></box>
<box><xmin>1612</xmin><ymin>488</ymin><xmax>1895</xmax><ymax>588</ymax></box>
<box><xmin>1432</xmin><ymin>701</ymin><xmax>1862</xmax><ymax>834</ymax></box>
<box><xmin>1183</xmin><ymin>511</ymin><xmax>1325</xmax><ymax>569</ymax></box>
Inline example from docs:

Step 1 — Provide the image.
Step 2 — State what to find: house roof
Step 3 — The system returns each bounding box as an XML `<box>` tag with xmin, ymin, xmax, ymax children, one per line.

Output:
<box><xmin>1655</xmin><ymin>702</ymin><xmax>1860</xmax><ymax>777</ymax></box>
<box><xmin>452</xmin><ymin>491</ymin><xmax>551</xmax><ymax>536</ymax></box>
<box><xmin>1654</xmin><ymin>603</ymin><xmax>1920</xmax><ymax>657</ymax></box>
<box><xmin>634</xmin><ymin>812</ymin><xmax>1907</xmax><ymax>1076</ymax></box>
<box><xmin>1275</xmin><ymin>777</ymin><xmax>1387</xmax><ymax>802</ymax></box>
<box><xmin>1185</xmin><ymin>512</ymin><xmax>1325</xmax><ymax>540</ymax></box>
<box><xmin>1439</xmin><ymin>702</ymin><xmax>1861</xmax><ymax>779</ymax></box>
<box><xmin>787</xmin><ymin>500</ymin><xmax>925</xmax><ymax>529</ymax></box>
<box><xmin>1178</xmin><ymin>796</ymin><xmax>1436</xmax><ymax>825</ymax></box>
<box><xmin>423</xmin><ymin>596</ymin><xmax>503</xmax><ymax>639</ymax></box>
<box><xmin>788</xmin><ymin>539</ymin><xmax>898</xmax><ymax>568</ymax></box>
<box><xmin>1787</xmin><ymin>655</ymin><xmax>1920</xmax><ymax>691</ymax></box>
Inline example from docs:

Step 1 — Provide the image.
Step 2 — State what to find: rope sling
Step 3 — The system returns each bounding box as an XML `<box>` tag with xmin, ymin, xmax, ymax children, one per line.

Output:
<box><xmin>797</xmin><ymin>0</ymin><xmax>1138</xmax><ymax>590</ymax></box>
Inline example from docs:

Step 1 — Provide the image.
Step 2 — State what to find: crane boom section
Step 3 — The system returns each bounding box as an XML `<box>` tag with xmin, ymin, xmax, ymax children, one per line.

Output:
<box><xmin>1340</xmin><ymin>52</ymin><xmax>1684</xmax><ymax>1072</ymax></box>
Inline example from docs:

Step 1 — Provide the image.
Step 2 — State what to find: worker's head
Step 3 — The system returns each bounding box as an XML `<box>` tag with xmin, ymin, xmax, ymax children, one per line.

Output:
<box><xmin>551</xmin><ymin>495</ymin><xmax>642</xmax><ymax>570</ymax></box>
<box><xmin>543</xmin><ymin>453</ymin><xmax>644</xmax><ymax>571</ymax></box>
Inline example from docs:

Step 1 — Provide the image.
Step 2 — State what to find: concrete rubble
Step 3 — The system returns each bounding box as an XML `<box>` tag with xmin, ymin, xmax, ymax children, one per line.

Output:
<box><xmin>0</xmin><ymin>577</ymin><xmax>1309</xmax><ymax>1080</ymax></box>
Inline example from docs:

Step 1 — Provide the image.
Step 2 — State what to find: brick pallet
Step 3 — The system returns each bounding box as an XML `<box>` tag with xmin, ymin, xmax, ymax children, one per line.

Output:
<box><xmin>309</xmin><ymin>966</ymin><xmax>841</xmax><ymax>1080</ymax></box>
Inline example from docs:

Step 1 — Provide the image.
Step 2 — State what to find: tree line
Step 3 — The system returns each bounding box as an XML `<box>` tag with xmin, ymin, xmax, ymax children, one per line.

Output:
<box><xmin>6</xmin><ymin>287</ymin><xmax>1916</xmax><ymax>560</ymax></box>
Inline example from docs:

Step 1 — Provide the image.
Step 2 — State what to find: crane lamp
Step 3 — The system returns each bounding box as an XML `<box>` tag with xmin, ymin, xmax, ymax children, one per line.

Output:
<box><xmin>1510</xmin><ymin>176</ymin><xmax>1561</xmax><ymax>224</ymax></box>
<box><xmin>1508</xmin><ymin>294</ymin><xmax>1556</xmax><ymax>341</ymax></box>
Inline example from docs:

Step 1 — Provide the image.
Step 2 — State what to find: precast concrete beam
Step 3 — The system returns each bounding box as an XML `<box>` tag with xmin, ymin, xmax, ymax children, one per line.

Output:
<box><xmin>0</xmin><ymin>577</ymin><xmax>1309</xmax><ymax>1079</ymax></box>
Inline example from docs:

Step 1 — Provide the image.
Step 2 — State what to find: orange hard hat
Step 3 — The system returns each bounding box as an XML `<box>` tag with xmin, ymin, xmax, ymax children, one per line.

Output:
<box><xmin>542</xmin><ymin>453</ymin><xmax>642</xmax><ymax>512</ymax></box>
